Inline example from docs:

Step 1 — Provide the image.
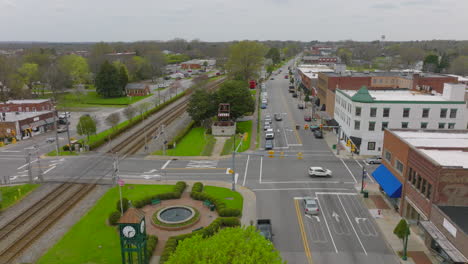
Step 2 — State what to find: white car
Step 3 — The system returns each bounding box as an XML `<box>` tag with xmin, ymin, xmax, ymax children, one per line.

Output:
<box><xmin>264</xmin><ymin>123</ymin><xmax>271</xmax><ymax>131</ymax></box>
<box><xmin>308</xmin><ymin>167</ymin><xmax>332</xmax><ymax>177</ymax></box>
<box><xmin>265</xmin><ymin>128</ymin><xmax>274</xmax><ymax>139</ymax></box>
<box><xmin>303</xmin><ymin>197</ymin><xmax>320</xmax><ymax>215</ymax></box>
<box><xmin>59</xmin><ymin>112</ymin><xmax>71</xmax><ymax>119</ymax></box>
<box><xmin>262</xmin><ymin>99</ymin><xmax>268</xmax><ymax>104</ymax></box>
<box><xmin>265</xmin><ymin>117</ymin><xmax>272</xmax><ymax>124</ymax></box>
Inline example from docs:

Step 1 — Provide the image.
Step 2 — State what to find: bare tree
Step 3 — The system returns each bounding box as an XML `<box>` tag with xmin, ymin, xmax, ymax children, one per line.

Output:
<box><xmin>123</xmin><ymin>105</ymin><xmax>136</xmax><ymax>121</ymax></box>
<box><xmin>137</xmin><ymin>102</ymin><xmax>151</xmax><ymax>117</ymax></box>
<box><xmin>105</xmin><ymin>112</ymin><xmax>121</xmax><ymax>130</ymax></box>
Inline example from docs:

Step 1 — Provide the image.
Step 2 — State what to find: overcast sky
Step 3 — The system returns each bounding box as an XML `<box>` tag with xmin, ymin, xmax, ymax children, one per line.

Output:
<box><xmin>1</xmin><ymin>0</ymin><xmax>467</xmax><ymax>42</ymax></box>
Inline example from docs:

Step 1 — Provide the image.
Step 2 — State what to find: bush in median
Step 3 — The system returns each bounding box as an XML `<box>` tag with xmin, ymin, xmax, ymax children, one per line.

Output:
<box><xmin>133</xmin><ymin>181</ymin><xmax>186</xmax><ymax>208</ymax></box>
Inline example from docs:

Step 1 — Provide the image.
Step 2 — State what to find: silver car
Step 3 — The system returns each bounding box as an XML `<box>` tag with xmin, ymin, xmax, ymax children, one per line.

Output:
<box><xmin>308</xmin><ymin>167</ymin><xmax>332</xmax><ymax>177</ymax></box>
<box><xmin>366</xmin><ymin>156</ymin><xmax>382</xmax><ymax>164</ymax></box>
<box><xmin>303</xmin><ymin>197</ymin><xmax>320</xmax><ymax>215</ymax></box>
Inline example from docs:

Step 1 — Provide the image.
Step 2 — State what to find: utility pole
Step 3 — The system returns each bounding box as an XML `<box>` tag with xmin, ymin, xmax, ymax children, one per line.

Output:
<box><xmin>113</xmin><ymin>153</ymin><xmax>124</xmax><ymax>216</ymax></box>
<box><xmin>64</xmin><ymin>113</ymin><xmax>72</xmax><ymax>153</ymax></box>
<box><xmin>336</xmin><ymin>126</ymin><xmax>341</xmax><ymax>155</ymax></box>
<box><xmin>361</xmin><ymin>165</ymin><xmax>367</xmax><ymax>193</ymax></box>
<box><xmin>162</xmin><ymin>125</ymin><xmax>167</xmax><ymax>156</ymax></box>
<box><xmin>26</xmin><ymin>151</ymin><xmax>32</xmax><ymax>183</ymax></box>
<box><xmin>231</xmin><ymin>134</ymin><xmax>236</xmax><ymax>191</ymax></box>
<box><xmin>35</xmin><ymin>144</ymin><xmax>43</xmax><ymax>182</ymax></box>
<box><xmin>53</xmin><ymin>109</ymin><xmax>60</xmax><ymax>156</ymax></box>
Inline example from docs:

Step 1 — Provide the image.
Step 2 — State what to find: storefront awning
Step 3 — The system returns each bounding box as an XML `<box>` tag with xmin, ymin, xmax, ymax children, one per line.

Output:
<box><xmin>420</xmin><ymin>221</ymin><xmax>468</xmax><ymax>263</ymax></box>
<box><xmin>371</xmin><ymin>165</ymin><xmax>402</xmax><ymax>198</ymax></box>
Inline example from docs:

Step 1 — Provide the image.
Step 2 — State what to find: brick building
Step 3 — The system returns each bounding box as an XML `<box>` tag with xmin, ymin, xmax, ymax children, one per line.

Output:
<box><xmin>303</xmin><ymin>56</ymin><xmax>338</xmax><ymax>65</ymax></box>
<box><xmin>125</xmin><ymin>83</ymin><xmax>151</xmax><ymax>96</ymax></box>
<box><xmin>372</xmin><ymin>129</ymin><xmax>468</xmax><ymax>263</ymax></box>
<box><xmin>180</xmin><ymin>59</ymin><xmax>216</xmax><ymax>70</ymax></box>
<box><xmin>317</xmin><ymin>72</ymin><xmax>459</xmax><ymax>119</ymax></box>
<box><xmin>0</xmin><ymin>111</ymin><xmax>55</xmax><ymax>141</ymax></box>
<box><xmin>0</xmin><ymin>99</ymin><xmax>53</xmax><ymax>113</ymax></box>
<box><xmin>296</xmin><ymin>65</ymin><xmax>333</xmax><ymax>96</ymax></box>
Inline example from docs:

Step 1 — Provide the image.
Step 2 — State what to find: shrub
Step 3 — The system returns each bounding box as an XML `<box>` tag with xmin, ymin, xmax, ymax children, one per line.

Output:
<box><xmin>159</xmin><ymin>217</ymin><xmax>241</xmax><ymax>263</ymax></box>
<box><xmin>191</xmin><ymin>182</ymin><xmax>203</xmax><ymax>195</ymax></box>
<box><xmin>108</xmin><ymin>211</ymin><xmax>121</xmax><ymax>225</ymax></box>
<box><xmin>219</xmin><ymin>208</ymin><xmax>242</xmax><ymax>217</ymax></box>
<box><xmin>146</xmin><ymin>235</ymin><xmax>158</xmax><ymax>257</ymax></box>
<box><xmin>132</xmin><ymin>181</ymin><xmax>186</xmax><ymax>208</ymax></box>
<box><xmin>116</xmin><ymin>197</ymin><xmax>129</xmax><ymax>213</ymax></box>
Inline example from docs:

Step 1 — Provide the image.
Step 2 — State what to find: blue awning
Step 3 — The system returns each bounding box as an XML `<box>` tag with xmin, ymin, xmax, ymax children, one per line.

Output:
<box><xmin>371</xmin><ymin>164</ymin><xmax>402</xmax><ymax>198</ymax></box>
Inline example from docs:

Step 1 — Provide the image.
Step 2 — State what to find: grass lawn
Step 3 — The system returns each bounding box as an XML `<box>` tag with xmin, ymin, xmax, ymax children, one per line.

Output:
<box><xmin>57</xmin><ymin>91</ymin><xmax>150</xmax><ymax>108</ymax></box>
<box><xmin>221</xmin><ymin>121</ymin><xmax>252</xmax><ymax>155</ymax></box>
<box><xmin>46</xmin><ymin>150</ymin><xmax>79</xmax><ymax>156</ymax></box>
<box><xmin>250</xmin><ymin>89</ymin><xmax>256</xmax><ymax>96</ymax></box>
<box><xmin>203</xmin><ymin>186</ymin><xmax>243</xmax><ymax>212</ymax></box>
<box><xmin>37</xmin><ymin>184</ymin><xmax>174</xmax><ymax>264</ymax></box>
<box><xmin>153</xmin><ymin>127</ymin><xmax>216</xmax><ymax>156</ymax></box>
<box><xmin>0</xmin><ymin>184</ymin><xmax>40</xmax><ymax>210</ymax></box>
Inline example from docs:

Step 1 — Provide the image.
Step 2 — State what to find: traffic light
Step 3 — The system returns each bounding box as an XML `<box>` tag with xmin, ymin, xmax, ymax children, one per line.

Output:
<box><xmin>268</xmin><ymin>150</ymin><xmax>274</xmax><ymax>158</ymax></box>
<box><xmin>319</xmin><ymin>124</ymin><xmax>323</xmax><ymax>130</ymax></box>
<box><xmin>297</xmin><ymin>152</ymin><xmax>303</xmax><ymax>160</ymax></box>
<box><xmin>304</xmin><ymin>124</ymin><xmax>309</xmax><ymax>130</ymax></box>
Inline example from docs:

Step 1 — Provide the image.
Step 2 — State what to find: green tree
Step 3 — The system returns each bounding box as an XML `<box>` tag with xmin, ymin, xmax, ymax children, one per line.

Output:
<box><xmin>449</xmin><ymin>56</ymin><xmax>468</xmax><ymax>75</ymax></box>
<box><xmin>165</xmin><ymin>226</ymin><xmax>284</xmax><ymax>264</ymax></box>
<box><xmin>337</xmin><ymin>48</ymin><xmax>352</xmax><ymax>65</ymax></box>
<box><xmin>76</xmin><ymin>115</ymin><xmax>97</xmax><ymax>142</ymax></box>
<box><xmin>438</xmin><ymin>53</ymin><xmax>450</xmax><ymax>73</ymax></box>
<box><xmin>265</xmin><ymin>47</ymin><xmax>281</xmax><ymax>64</ymax></box>
<box><xmin>216</xmin><ymin>80</ymin><xmax>255</xmax><ymax>120</ymax></box>
<box><xmin>423</xmin><ymin>54</ymin><xmax>439</xmax><ymax>72</ymax></box>
<box><xmin>266</xmin><ymin>65</ymin><xmax>275</xmax><ymax>74</ymax></box>
<box><xmin>95</xmin><ymin>61</ymin><xmax>122</xmax><ymax>98</ymax></box>
<box><xmin>118</xmin><ymin>64</ymin><xmax>129</xmax><ymax>93</ymax></box>
<box><xmin>145</xmin><ymin>50</ymin><xmax>167</xmax><ymax>82</ymax></box>
<box><xmin>127</xmin><ymin>56</ymin><xmax>151</xmax><ymax>81</ymax></box>
<box><xmin>187</xmin><ymin>89</ymin><xmax>217</xmax><ymax>124</ymax></box>
<box><xmin>88</xmin><ymin>42</ymin><xmax>113</xmax><ymax>74</ymax></box>
<box><xmin>226</xmin><ymin>41</ymin><xmax>267</xmax><ymax>81</ymax></box>
<box><xmin>17</xmin><ymin>63</ymin><xmax>39</xmax><ymax>90</ymax></box>
<box><xmin>58</xmin><ymin>54</ymin><xmax>90</xmax><ymax>86</ymax></box>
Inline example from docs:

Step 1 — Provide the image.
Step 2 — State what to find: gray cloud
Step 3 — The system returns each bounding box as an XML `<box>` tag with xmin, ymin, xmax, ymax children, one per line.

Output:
<box><xmin>371</xmin><ymin>3</ymin><xmax>398</xmax><ymax>9</ymax></box>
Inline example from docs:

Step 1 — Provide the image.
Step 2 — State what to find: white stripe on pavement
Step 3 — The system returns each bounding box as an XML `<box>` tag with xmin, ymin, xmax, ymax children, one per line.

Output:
<box><xmin>260</xmin><ymin>180</ymin><xmax>356</xmax><ymax>184</ymax></box>
<box><xmin>315</xmin><ymin>195</ymin><xmax>339</xmax><ymax>253</ymax></box>
<box><xmin>337</xmin><ymin>195</ymin><xmax>368</xmax><ymax>255</ymax></box>
<box><xmin>242</xmin><ymin>155</ymin><xmax>250</xmax><ymax>186</ymax></box>
<box><xmin>43</xmin><ymin>166</ymin><xmax>56</xmax><ymax>174</ymax></box>
<box><xmin>17</xmin><ymin>159</ymin><xmax>38</xmax><ymax>170</ymax></box>
<box><xmin>161</xmin><ymin>160</ymin><xmax>171</xmax><ymax>170</ymax></box>
<box><xmin>253</xmin><ymin>187</ymin><xmax>351</xmax><ymax>191</ymax></box>
<box><xmin>259</xmin><ymin>156</ymin><xmax>263</xmax><ymax>183</ymax></box>
<box><xmin>340</xmin><ymin>158</ymin><xmax>358</xmax><ymax>184</ymax></box>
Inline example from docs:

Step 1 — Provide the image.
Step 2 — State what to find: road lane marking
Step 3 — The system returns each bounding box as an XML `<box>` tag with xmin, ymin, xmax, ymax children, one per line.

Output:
<box><xmin>283</xmin><ymin>127</ymin><xmax>289</xmax><ymax>146</ymax></box>
<box><xmin>294</xmin><ymin>199</ymin><xmax>314</xmax><ymax>264</ymax></box>
<box><xmin>315</xmin><ymin>192</ymin><xmax>358</xmax><ymax>195</ymax></box>
<box><xmin>242</xmin><ymin>155</ymin><xmax>250</xmax><ymax>186</ymax></box>
<box><xmin>43</xmin><ymin>166</ymin><xmax>56</xmax><ymax>174</ymax></box>
<box><xmin>260</xmin><ymin>180</ymin><xmax>356</xmax><ymax>184</ymax></box>
<box><xmin>339</xmin><ymin>158</ymin><xmax>358</xmax><ymax>183</ymax></box>
<box><xmin>337</xmin><ymin>195</ymin><xmax>368</xmax><ymax>255</ymax></box>
<box><xmin>315</xmin><ymin>195</ymin><xmax>339</xmax><ymax>253</ymax></box>
<box><xmin>161</xmin><ymin>160</ymin><xmax>171</xmax><ymax>170</ymax></box>
<box><xmin>259</xmin><ymin>156</ymin><xmax>263</xmax><ymax>183</ymax></box>
<box><xmin>17</xmin><ymin>159</ymin><xmax>38</xmax><ymax>170</ymax></box>
<box><xmin>353</xmin><ymin>158</ymin><xmax>375</xmax><ymax>183</ymax></box>
<box><xmin>254</xmin><ymin>187</ymin><xmax>351</xmax><ymax>191</ymax></box>
<box><xmin>164</xmin><ymin>167</ymin><xmax>227</xmax><ymax>170</ymax></box>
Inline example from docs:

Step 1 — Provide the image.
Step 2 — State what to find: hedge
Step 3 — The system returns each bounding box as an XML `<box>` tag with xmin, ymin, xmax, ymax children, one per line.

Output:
<box><xmin>167</xmin><ymin>121</ymin><xmax>195</xmax><ymax>149</ymax></box>
<box><xmin>159</xmin><ymin>217</ymin><xmax>240</xmax><ymax>263</ymax></box>
<box><xmin>147</xmin><ymin>235</ymin><xmax>158</xmax><ymax>257</ymax></box>
<box><xmin>133</xmin><ymin>181</ymin><xmax>186</xmax><ymax>208</ymax></box>
<box><xmin>108</xmin><ymin>211</ymin><xmax>121</xmax><ymax>226</ymax></box>
<box><xmin>83</xmin><ymin>91</ymin><xmax>188</xmax><ymax>150</ymax></box>
<box><xmin>190</xmin><ymin>182</ymin><xmax>241</xmax><ymax>217</ymax></box>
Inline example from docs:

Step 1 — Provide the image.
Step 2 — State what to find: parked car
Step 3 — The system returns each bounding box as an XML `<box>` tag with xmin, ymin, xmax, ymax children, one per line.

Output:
<box><xmin>304</xmin><ymin>115</ymin><xmax>312</xmax><ymax>121</ymax></box>
<box><xmin>274</xmin><ymin>113</ymin><xmax>282</xmax><ymax>121</ymax></box>
<box><xmin>309</xmin><ymin>125</ymin><xmax>320</xmax><ymax>132</ymax></box>
<box><xmin>264</xmin><ymin>123</ymin><xmax>271</xmax><ymax>131</ymax></box>
<box><xmin>292</xmin><ymin>93</ymin><xmax>298</xmax><ymax>98</ymax></box>
<box><xmin>262</xmin><ymin>98</ymin><xmax>268</xmax><ymax>104</ymax></box>
<box><xmin>265</xmin><ymin>128</ymin><xmax>274</xmax><ymax>139</ymax></box>
<box><xmin>265</xmin><ymin>139</ymin><xmax>274</xmax><ymax>150</ymax></box>
<box><xmin>303</xmin><ymin>197</ymin><xmax>320</xmax><ymax>215</ymax></box>
<box><xmin>57</xmin><ymin>126</ymin><xmax>68</xmax><ymax>133</ymax></box>
<box><xmin>298</xmin><ymin>103</ymin><xmax>304</xmax><ymax>109</ymax></box>
<box><xmin>313</xmin><ymin>130</ymin><xmax>323</xmax><ymax>138</ymax></box>
<box><xmin>308</xmin><ymin>167</ymin><xmax>332</xmax><ymax>177</ymax></box>
<box><xmin>265</xmin><ymin>117</ymin><xmax>272</xmax><ymax>124</ymax></box>
<box><xmin>257</xmin><ymin>219</ymin><xmax>273</xmax><ymax>241</ymax></box>
<box><xmin>270</xmin><ymin>77</ymin><xmax>274</xmax><ymax>80</ymax></box>
<box><xmin>261</xmin><ymin>103</ymin><xmax>267</xmax><ymax>109</ymax></box>
<box><xmin>58</xmin><ymin>112</ymin><xmax>71</xmax><ymax>119</ymax></box>
<box><xmin>284</xmin><ymin>75</ymin><xmax>288</xmax><ymax>79</ymax></box>
<box><xmin>45</xmin><ymin>137</ymin><xmax>56</xmax><ymax>143</ymax></box>
<box><xmin>366</xmin><ymin>156</ymin><xmax>382</xmax><ymax>164</ymax></box>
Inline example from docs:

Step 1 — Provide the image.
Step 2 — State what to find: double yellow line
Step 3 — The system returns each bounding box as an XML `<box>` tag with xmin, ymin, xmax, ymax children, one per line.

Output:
<box><xmin>294</xmin><ymin>199</ymin><xmax>313</xmax><ymax>264</ymax></box>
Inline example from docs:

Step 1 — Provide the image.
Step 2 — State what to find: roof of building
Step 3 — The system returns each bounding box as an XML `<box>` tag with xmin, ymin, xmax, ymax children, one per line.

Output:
<box><xmin>117</xmin><ymin>208</ymin><xmax>145</xmax><ymax>224</ymax></box>
<box><xmin>1</xmin><ymin>111</ymin><xmax>53</xmax><ymax>122</ymax></box>
<box><xmin>298</xmin><ymin>64</ymin><xmax>334</xmax><ymax>79</ymax></box>
<box><xmin>338</xmin><ymin>87</ymin><xmax>464</xmax><ymax>103</ymax></box>
<box><xmin>2</xmin><ymin>99</ymin><xmax>50</xmax><ymax>104</ymax></box>
<box><xmin>391</xmin><ymin>130</ymin><xmax>468</xmax><ymax>169</ymax></box>
<box><xmin>181</xmin><ymin>59</ymin><xmax>216</xmax><ymax>65</ymax></box>
<box><xmin>351</xmin><ymin>86</ymin><xmax>374</xmax><ymax>103</ymax></box>
<box><xmin>125</xmin><ymin>83</ymin><xmax>148</xmax><ymax>90</ymax></box>
<box><xmin>438</xmin><ymin>206</ymin><xmax>468</xmax><ymax>234</ymax></box>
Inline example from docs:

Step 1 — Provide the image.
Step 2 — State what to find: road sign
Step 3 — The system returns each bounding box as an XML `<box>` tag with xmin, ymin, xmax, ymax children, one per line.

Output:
<box><xmin>118</xmin><ymin>179</ymin><xmax>125</xmax><ymax>187</ymax></box>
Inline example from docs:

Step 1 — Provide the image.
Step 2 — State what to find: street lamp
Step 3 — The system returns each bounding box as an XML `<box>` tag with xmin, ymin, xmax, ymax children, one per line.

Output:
<box><xmin>361</xmin><ymin>165</ymin><xmax>367</xmax><ymax>193</ymax></box>
<box><xmin>402</xmin><ymin>220</ymin><xmax>410</xmax><ymax>260</ymax></box>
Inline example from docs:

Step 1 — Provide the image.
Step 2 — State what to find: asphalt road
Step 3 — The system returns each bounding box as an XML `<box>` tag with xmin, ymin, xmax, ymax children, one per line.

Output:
<box><xmin>0</xmin><ymin>61</ymin><xmax>398</xmax><ymax>264</ymax></box>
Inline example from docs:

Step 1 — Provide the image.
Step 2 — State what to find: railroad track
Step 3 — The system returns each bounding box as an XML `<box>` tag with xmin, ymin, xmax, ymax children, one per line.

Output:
<box><xmin>109</xmin><ymin>77</ymin><xmax>226</xmax><ymax>156</ymax></box>
<box><xmin>0</xmin><ymin>183</ymin><xmax>96</xmax><ymax>263</ymax></box>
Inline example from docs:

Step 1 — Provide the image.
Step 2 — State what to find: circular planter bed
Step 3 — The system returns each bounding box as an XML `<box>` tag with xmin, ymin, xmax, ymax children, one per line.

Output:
<box><xmin>152</xmin><ymin>205</ymin><xmax>201</xmax><ymax>231</ymax></box>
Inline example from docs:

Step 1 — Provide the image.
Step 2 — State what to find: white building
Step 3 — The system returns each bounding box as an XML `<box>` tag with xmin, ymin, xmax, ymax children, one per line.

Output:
<box><xmin>334</xmin><ymin>83</ymin><xmax>467</xmax><ymax>155</ymax></box>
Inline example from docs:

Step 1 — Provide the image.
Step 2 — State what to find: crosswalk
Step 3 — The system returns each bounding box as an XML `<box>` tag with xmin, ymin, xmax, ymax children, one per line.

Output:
<box><xmin>185</xmin><ymin>160</ymin><xmax>218</xmax><ymax>168</ymax></box>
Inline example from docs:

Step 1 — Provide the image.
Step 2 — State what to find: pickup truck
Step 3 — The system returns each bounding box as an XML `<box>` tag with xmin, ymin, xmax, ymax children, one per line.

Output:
<box><xmin>256</xmin><ymin>219</ymin><xmax>273</xmax><ymax>241</ymax></box>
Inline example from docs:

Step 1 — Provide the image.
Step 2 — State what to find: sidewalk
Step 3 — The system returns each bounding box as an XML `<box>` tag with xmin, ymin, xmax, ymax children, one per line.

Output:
<box><xmin>358</xmin><ymin>183</ymin><xmax>438</xmax><ymax>264</ymax></box>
